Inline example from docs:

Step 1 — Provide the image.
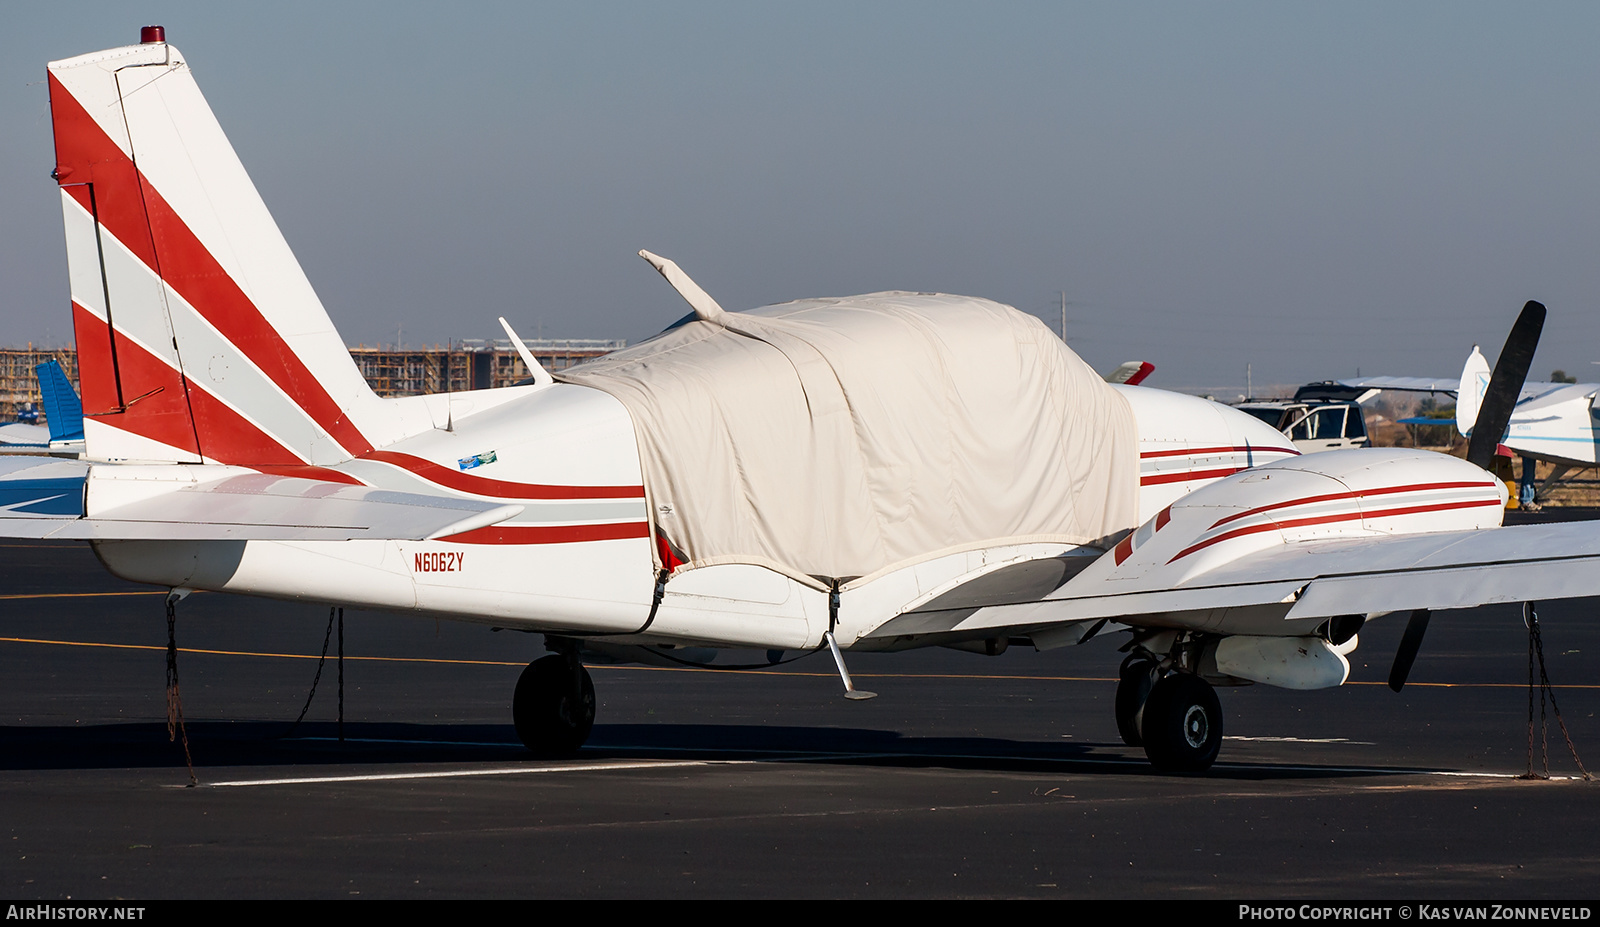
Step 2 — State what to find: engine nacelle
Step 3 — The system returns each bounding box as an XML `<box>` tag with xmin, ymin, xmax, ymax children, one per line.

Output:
<box><xmin>1210</xmin><ymin>635</ymin><xmax>1350</xmax><ymax>690</ymax></box>
<box><xmin>1103</xmin><ymin>448</ymin><xmax>1505</xmax><ymax>586</ymax></box>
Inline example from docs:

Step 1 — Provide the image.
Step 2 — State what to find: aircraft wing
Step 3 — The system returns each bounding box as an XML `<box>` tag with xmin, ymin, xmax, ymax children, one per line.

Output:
<box><xmin>869</xmin><ymin>521</ymin><xmax>1600</xmax><ymax>645</ymax></box>
<box><xmin>1333</xmin><ymin>375</ymin><xmax>1459</xmax><ymax>395</ymax></box>
<box><xmin>0</xmin><ymin>458</ymin><xmax>521</xmax><ymax>541</ymax></box>
<box><xmin>1335</xmin><ymin>376</ymin><xmax>1574</xmax><ymax>404</ymax></box>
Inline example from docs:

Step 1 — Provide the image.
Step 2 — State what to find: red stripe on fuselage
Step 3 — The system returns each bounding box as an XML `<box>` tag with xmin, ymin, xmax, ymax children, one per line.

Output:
<box><xmin>437</xmin><ymin>522</ymin><xmax>650</xmax><ymax>545</ymax></box>
<box><xmin>1140</xmin><ymin>445</ymin><xmax>1297</xmax><ymax>459</ymax></box>
<box><xmin>49</xmin><ymin>73</ymin><xmax>374</xmax><ymax>460</ymax></box>
<box><xmin>1168</xmin><ymin>497</ymin><xmax>1502</xmax><ymax>563</ymax></box>
<box><xmin>359</xmin><ymin>450</ymin><xmax>645</xmax><ymax>501</ymax></box>
<box><xmin>1141</xmin><ymin>466</ymin><xmax>1248</xmax><ymax>486</ymax></box>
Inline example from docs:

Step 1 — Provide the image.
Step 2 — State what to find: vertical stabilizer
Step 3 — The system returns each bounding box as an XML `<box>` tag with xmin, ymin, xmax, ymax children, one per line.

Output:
<box><xmin>49</xmin><ymin>32</ymin><xmax>397</xmax><ymax>466</ymax></box>
<box><xmin>34</xmin><ymin>360</ymin><xmax>84</xmax><ymax>443</ymax></box>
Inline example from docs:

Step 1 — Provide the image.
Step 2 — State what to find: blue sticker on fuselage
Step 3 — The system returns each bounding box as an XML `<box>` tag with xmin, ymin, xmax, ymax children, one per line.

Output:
<box><xmin>457</xmin><ymin>450</ymin><xmax>498</xmax><ymax>471</ymax></box>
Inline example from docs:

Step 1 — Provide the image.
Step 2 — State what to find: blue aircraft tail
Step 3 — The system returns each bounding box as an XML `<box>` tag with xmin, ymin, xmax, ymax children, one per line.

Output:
<box><xmin>34</xmin><ymin>360</ymin><xmax>84</xmax><ymax>443</ymax></box>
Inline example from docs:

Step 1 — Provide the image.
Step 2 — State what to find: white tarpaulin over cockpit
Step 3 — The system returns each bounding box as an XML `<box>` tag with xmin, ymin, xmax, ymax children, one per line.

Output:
<box><xmin>558</xmin><ymin>292</ymin><xmax>1139</xmax><ymax>590</ymax></box>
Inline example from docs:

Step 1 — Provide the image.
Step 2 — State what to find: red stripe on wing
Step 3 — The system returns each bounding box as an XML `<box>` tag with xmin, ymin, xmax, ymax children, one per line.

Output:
<box><xmin>1208</xmin><ymin>481</ymin><xmax>1499</xmax><ymax>530</ymax></box>
<box><xmin>248</xmin><ymin>465</ymin><xmax>365</xmax><ymax>486</ymax></box>
<box><xmin>1168</xmin><ymin>498</ymin><xmax>1502</xmax><ymax>564</ymax></box>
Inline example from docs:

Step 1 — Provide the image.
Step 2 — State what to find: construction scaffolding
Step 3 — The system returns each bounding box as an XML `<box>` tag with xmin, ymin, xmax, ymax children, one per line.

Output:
<box><xmin>0</xmin><ymin>347</ymin><xmax>79</xmax><ymax>426</ymax></box>
<box><xmin>0</xmin><ymin>339</ymin><xmax>625</xmax><ymax>423</ymax></box>
<box><xmin>348</xmin><ymin>339</ymin><xmax>626</xmax><ymax>396</ymax></box>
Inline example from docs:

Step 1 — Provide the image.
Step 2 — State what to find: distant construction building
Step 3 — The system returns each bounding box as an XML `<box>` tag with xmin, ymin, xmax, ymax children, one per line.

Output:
<box><xmin>0</xmin><ymin>339</ymin><xmax>624</xmax><ymax>424</ymax></box>
<box><xmin>347</xmin><ymin>339</ymin><xmax>625</xmax><ymax>396</ymax></box>
<box><xmin>0</xmin><ymin>346</ymin><xmax>79</xmax><ymax>425</ymax></box>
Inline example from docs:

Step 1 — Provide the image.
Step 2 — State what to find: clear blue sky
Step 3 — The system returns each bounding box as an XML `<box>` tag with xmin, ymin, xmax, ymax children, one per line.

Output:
<box><xmin>4</xmin><ymin>2</ymin><xmax>1598</xmax><ymax>393</ymax></box>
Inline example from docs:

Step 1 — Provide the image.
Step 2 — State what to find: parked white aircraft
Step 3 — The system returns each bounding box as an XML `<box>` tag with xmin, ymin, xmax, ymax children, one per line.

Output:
<box><xmin>1338</xmin><ymin>331</ymin><xmax>1600</xmax><ymax>490</ymax></box>
<box><xmin>9</xmin><ymin>29</ymin><xmax>1600</xmax><ymax>773</ymax></box>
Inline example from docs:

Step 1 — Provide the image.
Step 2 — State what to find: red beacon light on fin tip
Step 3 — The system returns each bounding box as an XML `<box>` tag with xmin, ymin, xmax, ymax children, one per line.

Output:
<box><xmin>140</xmin><ymin>26</ymin><xmax>165</xmax><ymax>44</ymax></box>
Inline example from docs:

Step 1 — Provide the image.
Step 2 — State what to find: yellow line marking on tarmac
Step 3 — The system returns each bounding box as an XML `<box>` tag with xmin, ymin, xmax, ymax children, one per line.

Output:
<box><xmin>0</xmin><ymin>636</ymin><xmax>524</xmax><ymax>666</ymax></box>
<box><xmin>0</xmin><ymin>591</ymin><xmax>167</xmax><ymax>599</ymax></box>
<box><xmin>1</xmin><ymin>635</ymin><xmax>1598</xmax><ymax>687</ymax></box>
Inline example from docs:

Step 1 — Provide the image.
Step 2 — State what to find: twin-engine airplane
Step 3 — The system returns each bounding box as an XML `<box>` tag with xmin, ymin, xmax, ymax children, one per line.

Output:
<box><xmin>10</xmin><ymin>29</ymin><xmax>1600</xmax><ymax>772</ymax></box>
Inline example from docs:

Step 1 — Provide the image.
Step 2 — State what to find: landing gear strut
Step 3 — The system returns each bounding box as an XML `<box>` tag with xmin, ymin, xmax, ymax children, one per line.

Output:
<box><xmin>513</xmin><ymin>652</ymin><xmax>595</xmax><ymax>757</ymax></box>
<box><xmin>1115</xmin><ymin>655</ymin><xmax>1159</xmax><ymax>747</ymax></box>
<box><xmin>1115</xmin><ymin>634</ymin><xmax>1225</xmax><ymax>772</ymax></box>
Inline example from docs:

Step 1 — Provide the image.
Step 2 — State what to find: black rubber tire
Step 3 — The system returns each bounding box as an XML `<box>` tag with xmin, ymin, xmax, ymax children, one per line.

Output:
<box><xmin>1140</xmin><ymin>673</ymin><xmax>1223</xmax><ymax>773</ymax></box>
<box><xmin>1115</xmin><ymin>656</ymin><xmax>1158</xmax><ymax>747</ymax></box>
<box><xmin>512</xmin><ymin>654</ymin><xmax>595</xmax><ymax>757</ymax></box>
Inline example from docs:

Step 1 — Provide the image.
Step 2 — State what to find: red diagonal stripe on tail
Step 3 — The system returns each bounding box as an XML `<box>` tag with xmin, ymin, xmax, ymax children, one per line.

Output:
<box><xmin>71</xmin><ymin>301</ymin><xmax>200</xmax><ymax>456</ymax></box>
<box><xmin>73</xmin><ymin>301</ymin><xmax>333</xmax><ymax>469</ymax></box>
<box><xmin>49</xmin><ymin>73</ymin><xmax>374</xmax><ymax>460</ymax></box>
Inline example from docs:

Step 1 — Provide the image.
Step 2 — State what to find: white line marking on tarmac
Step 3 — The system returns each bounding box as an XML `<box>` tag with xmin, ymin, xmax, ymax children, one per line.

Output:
<box><xmin>198</xmin><ymin>744</ymin><xmax>1579</xmax><ymax>787</ymax></box>
<box><xmin>1225</xmin><ymin>736</ymin><xmax>1376</xmax><ymax>744</ymax></box>
<box><xmin>200</xmin><ymin>759</ymin><xmax>756</xmax><ymax>788</ymax></box>
<box><xmin>287</xmin><ymin>737</ymin><xmax>521</xmax><ymax>748</ymax></box>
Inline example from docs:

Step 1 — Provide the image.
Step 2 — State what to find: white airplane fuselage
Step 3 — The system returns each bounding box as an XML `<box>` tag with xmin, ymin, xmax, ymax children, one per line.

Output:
<box><xmin>90</xmin><ymin>383</ymin><xmax>1497</xmax><ymax>653</ymax></box>
<box><xmin>1502</xmin><ymin>383</ymin><xmax>1600</xmax><ymax>468</ymax></box>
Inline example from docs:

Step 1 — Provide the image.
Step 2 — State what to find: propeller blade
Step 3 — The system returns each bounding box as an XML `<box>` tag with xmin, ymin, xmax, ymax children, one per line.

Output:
<box><xmin>1388</xmin><ymin>608</ymin><xmax>1431</xmax><ymax>692</ymax></box>
<box><xmin>1465</xmin><ymin>301</ymin><xmax>1546</xmax><ymax>469</ymax></box>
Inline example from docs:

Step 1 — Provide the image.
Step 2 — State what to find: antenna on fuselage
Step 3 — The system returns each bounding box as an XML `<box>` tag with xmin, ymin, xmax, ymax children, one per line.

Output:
<box><xmin>638</xmin><ymin>250</ymin><xmax>727</xmax><ymax>324</ymax></box>
<box><xmin>498</xmin><ymin>317</ymin><xmax>554</xmax><ymax>388</ymax></box>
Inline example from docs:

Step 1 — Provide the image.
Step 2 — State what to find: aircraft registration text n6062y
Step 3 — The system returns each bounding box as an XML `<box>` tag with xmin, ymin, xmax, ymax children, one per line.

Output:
<box><xmin>415</xmin><ymin>552</ymin><xmax>466</xmax><ymax>573</ymax></box>
<box><xmin>5</xmin><ymin>26</ymin><xmax>1600</xmax><ymax>772</ymax></box>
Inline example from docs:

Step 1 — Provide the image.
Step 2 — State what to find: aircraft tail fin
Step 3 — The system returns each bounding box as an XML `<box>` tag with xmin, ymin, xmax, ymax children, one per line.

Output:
<box><xmin>1455</xmin><ymin>346</ymin><xmax>1491</xmax><ymax>436</ymax></box>
<box><xmin>34</xmin><ymin>360</ymin><xmax>84</xmax><ymax>443</ymax></box>
<box><xmin>1104</xmin><ymin>361</ymin><xmax>1155</xmax><ymax>386</ymax></box>
<box><xmin>48</xmin><ymin>31</ymin><xmax>395</xmax><ymax>466</ymax></box>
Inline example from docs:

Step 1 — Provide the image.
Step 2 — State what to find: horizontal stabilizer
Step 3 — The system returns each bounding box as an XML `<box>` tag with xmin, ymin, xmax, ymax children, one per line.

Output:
<box><xmin>0</xmin><ymin>458</ymin><xmax>521</xmax><ymax>541</ymax></box>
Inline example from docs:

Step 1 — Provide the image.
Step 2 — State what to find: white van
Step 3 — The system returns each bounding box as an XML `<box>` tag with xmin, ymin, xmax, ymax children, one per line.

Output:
<box><xmin>1232</xmin><ymin>399</ymin><xmax>1370</xmax><ymax>453</ymax></box>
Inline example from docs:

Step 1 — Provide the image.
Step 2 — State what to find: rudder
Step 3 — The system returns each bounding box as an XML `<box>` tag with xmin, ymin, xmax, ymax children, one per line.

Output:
<box><xmin>49</xmin><ymin>32</ymin><xmax>396</xmax><ymax>466</ymax></box>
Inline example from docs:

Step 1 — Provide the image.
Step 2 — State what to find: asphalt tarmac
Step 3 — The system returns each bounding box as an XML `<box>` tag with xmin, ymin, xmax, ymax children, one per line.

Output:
<box><xmin>2</xmin><ymin>520</ymin><xmax>1598</xmax><ymax>900</ymax></box>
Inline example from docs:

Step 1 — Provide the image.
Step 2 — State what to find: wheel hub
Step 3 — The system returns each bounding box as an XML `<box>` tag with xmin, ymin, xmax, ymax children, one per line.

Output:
<box><xmin>1182</xmin><ymin>704</ymin><xmax>1210</xmax><ymax>748</ymax></box>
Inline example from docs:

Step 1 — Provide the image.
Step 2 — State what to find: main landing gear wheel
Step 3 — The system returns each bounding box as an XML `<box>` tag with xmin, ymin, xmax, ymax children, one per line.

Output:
<box><xmin>1140</xmin><ymin>673</ymin><xmax>1223</xmax><ymax>773</ymax></box>
<box><xmin>513</xmin><ymin>654</ymin><xmax>595</xmax><ymax>757</ymax></box>
<box><xmin>1115</xmin><ymin>655</ymin><xmax>1159</xmax><ymax>747</ymax></box>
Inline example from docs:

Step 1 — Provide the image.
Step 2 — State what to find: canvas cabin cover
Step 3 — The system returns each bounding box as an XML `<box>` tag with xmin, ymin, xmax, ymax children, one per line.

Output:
<box><xmin>557</xmin><ymin>292</ymin><xmax>1139</xmax><ymax>590</ymax></box>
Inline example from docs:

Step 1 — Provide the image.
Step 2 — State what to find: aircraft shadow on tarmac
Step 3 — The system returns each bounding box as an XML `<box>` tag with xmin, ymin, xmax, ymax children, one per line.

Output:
<box><xmin>0</xmin><ymin>720</ymin><xmax>1409</xmax><ymax>781</ymax></box>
